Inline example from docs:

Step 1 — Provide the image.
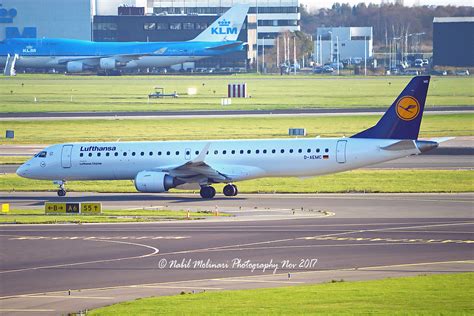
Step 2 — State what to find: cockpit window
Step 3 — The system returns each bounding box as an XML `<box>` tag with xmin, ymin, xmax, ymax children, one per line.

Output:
<box><xmin>34</xmin><ymin>151</ymin><xmax>47</xmax><ymax>158</ymax></box>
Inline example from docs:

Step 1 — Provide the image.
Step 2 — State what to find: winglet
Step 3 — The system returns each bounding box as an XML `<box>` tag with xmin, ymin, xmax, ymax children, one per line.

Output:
<box><xmin>191</xmin><ymin>143</ymin><xmax>211</xmax><ymax>164</ymax></box>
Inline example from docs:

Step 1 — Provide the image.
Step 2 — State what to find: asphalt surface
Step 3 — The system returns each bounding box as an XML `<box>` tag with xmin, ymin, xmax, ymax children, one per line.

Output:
<box><xmin>1</xmin><ymin>106</ymin><xmax>473</xmax><ymax>121</ymax></box>
<box><xmin>0</xmin><ymin>193</ymin><xmax>473</xmax><ymax>315</ymax></box>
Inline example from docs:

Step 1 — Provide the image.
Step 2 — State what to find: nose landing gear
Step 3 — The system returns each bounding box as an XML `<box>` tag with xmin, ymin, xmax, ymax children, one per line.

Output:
<box><xmin>55</xmin><ymin>180</ymin><xmax>67</xmax><ymax>197</ymax></box>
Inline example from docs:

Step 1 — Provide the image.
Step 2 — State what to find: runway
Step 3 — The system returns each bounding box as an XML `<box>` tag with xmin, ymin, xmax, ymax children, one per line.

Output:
<box><xmin>0</xmin><ymin>193</ymin><xmax>473</xmax><ymax>314</ymax></box>
<box><xmin>1</xmin><ymin>106</ymin><xmax>472</xmax><ymax>121</ymax></box>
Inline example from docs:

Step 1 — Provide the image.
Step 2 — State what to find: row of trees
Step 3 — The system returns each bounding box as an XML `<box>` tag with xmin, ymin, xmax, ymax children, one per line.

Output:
<box><xmin>300</xmin><ymin>3</ymin><xmax>474</xmax><ymax>49</ymax></box>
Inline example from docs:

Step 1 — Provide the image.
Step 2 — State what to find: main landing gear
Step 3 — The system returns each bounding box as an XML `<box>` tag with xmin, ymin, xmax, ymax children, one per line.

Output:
<box><xmin>199</xmin><ymin>184</ymin><xmax>238</xmax><ymax>199</ymax></box>
<box><xmin>55</xmin><ymin>181</ymin><xmax>67</xmax><ymax>197</ymax></box>
<box><xmin>223</xmin><ymin>184</ymin><xmax>238</xmax><ymax>197</ymax></box>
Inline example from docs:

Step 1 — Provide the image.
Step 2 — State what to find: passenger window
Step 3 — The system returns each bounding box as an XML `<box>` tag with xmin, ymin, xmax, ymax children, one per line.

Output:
<box><xmin>149</xmin><ymin>151</ymin><xmax>153</xmax><ymax>156</ymax></box>
<box><xmin>263</xmin><ymin>149</ymin><xmax>267</xmax><ymax>154</ymax></box>
<box><xmin>167</xmin><ymin>151</ymin><xmax>171</xmax><ymax>156</ymax></box>
<box><xmin>281</xmin><ymin>149</ymin><xmax>285</xmax><ymax>153</ymax></box>
<box><xmin>214</xmin><ymin>150</ymin><xmax>218</xmax><ymax>155</ymax></box>
<box><xmin>123</xmin><ymin>152</ymin><xmax>127</xmax><ymax>156</ymax></box>
<box><xmin>325</xmin><ymin>148</ymin><xmax>329</xmax><ymax>153</ymax></box>
<box><xmin>247</xmin><ymin>150</ymin><xmax>251</xmax><ymax>154</ymax></box>
<box><xmin>298</xmin><ymin>149</ymin><xmax>302</xmax><ymax>153</ymax></box>
<box><xmin>272</xmin><ymin>149</ymin><xmax>276</xmax><ymax>154</ymax></box>
<box><xmin>176</xmin><ymin>151</ymin><xmax>179</xmax><ymax>155</ymax></box>
<box><xmin>88</xmin><ymin>153</ymin><xmax>92</xmax><ymax>157</ymax></box>
<box><xmin>307</xmin><ymin>149</ymin><xmax>311</xmax><ymax>153</ymax></box>
<box><xmin>256</xmin><ymin>150</ymin><xmax>260</xmax><ymax>154</ymax></box>
<box><xmin>223</xmin><ymin>150</ymin><xmax>227</xmax><ymax>155</ymax></box>
<box><xmin>289</xmin><ymin>149</ymin><xmax>293</xmax><ymax>153</ymax></box>
<box><xmin>158</xmin><ymin>152</ymin><xmax>161</xmax><ymax>156</ymax></box>
<box><xmin>80</xmin><ymin>153</ymin><xmax>84</xmax><ymax>157</ymax></box>
<box><xmin>316</xmin><ymin>149</ymin><xmax>320</xmax><ymax>153</ymax></box>
<box><xmin>240</xmin><ymin>150</ymin><xmax>244</xmax><ymax>154</ymax></box>
<box><xmin>114</xmin><ymin>152</ymin><xmax>118</xmax><ymax>156</ymax></box>
<box><xmin>97</xmin><ymin>153</ymin><xmax>101</xmax><ymax>157</ymax></box>
<box><xmin>106</xmin><ymin>152</ymin><xmax>110</xmax><ymax>157</ymax></box>
<box><xmin>195</xmin><ymin>151</ymin><xmax>199</xmax><ymax>155</ymax></box>
<box><xmin>132</xmin><ymin>152</ymin><xmax>136</xmax><ymax>156</ymax></box>
<box><xmin>231</xmin><ymin>150</ymin><xmax>236</xmax><ymax>154</ymax></box>
<box><xmin>186</xmin><ymin>150</ymin><xmax>190</xmax><ymax>155</ymax></box>
<box><xmin>141</xmin><ymin>152</ymin><xmax>145</xmax><ymax>156</ymax></box>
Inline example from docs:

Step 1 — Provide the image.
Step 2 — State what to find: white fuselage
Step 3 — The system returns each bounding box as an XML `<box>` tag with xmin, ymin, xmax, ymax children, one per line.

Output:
<box><xmin>17</xmin><ymin>137</ymin><xmax>420</xmax><ymax>183</ymax></box>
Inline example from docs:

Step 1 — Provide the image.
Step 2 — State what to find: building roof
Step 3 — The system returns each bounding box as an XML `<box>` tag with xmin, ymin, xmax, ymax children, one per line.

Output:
<box><xmin>433</xmin><ymin>17</ymin><xmax>474</xmax><ymax>23</ymax></box>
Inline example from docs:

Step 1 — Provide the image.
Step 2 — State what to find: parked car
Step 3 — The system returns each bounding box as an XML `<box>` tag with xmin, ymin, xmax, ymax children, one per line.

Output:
<box><xmin>414</xmin><ymin>59</ymin><xmax>424</xmax><ymax>68</ymax></box>
<box><xmin>322</xmin><ymin>65</ymin><xmax>335</xmax><ymax>73</ymax></box>
<box><xmin>455</xmin><ymin>69</ymin><xmax>470</xmax><ymax>76</ymax></box>
<box><xmin>431</xmin><ymin>70</ymin><xmax>447</xmax><ymax>76</ymax></box>
<box><xmin>422</xmin><ymin>59</ymin><xmax>429</xmax><ymax>66</ymax></box>
<box><xmin>403</xmin><ymin>70</ymin><xmax>419</xmax><ymax>76</ymax></box>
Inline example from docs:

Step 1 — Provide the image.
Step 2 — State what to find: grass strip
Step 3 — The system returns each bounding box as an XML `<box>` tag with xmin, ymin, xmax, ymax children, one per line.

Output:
<box><xmin>1</xmin><ymin>75</ymin><xmax>472</xmax><ymax>113</ymax></box>
<box><xmin>89</xmin><ymin>273</ymin><xmax>474</xmax><ymax>315</ymax></box>
<box><xmin>1</xmin><ymin>114</ymin><xmax>472</xmax><ymax>145</ymax></box>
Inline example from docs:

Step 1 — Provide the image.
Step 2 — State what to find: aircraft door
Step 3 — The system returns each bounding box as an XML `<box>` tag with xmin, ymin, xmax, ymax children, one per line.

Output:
<box><xmin>336</xmin><ymin>140</ymin><xmax>347</xmax><ymax>164</ymax></box>
<box><xmin>185</xmin><ymin>148</ymin><xmax>191</xmax><ymax>161</ymax></box>
<box><xmin>61</xmin><ymin>145</ymin><xmax>73</xmax><ymax>168</ymax></box>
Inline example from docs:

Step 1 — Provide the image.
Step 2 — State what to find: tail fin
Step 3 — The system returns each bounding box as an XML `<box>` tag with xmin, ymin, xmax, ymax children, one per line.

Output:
<box><xmin>190</xmin><ymin>4</ymin><xmax>249</xmax><ymax>42</ymax></box>
<box><xmin>351</xmin><ymin>76</ymin><xmax>431</xmax><ymax>140</ymax></box>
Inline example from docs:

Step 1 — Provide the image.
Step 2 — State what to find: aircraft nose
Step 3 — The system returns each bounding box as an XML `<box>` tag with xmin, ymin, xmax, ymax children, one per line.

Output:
<box><xmin>16</xmin><ymin>163</ymin><xmax>30</xmax><ymax>177</ymax></box>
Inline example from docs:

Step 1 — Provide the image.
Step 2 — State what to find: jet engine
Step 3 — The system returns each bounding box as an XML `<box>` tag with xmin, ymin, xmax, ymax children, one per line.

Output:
<box><xmin>134</xmin><ymin>171</ymin><xmax>182</xmax><ymax>193</ymax></box>
<box><xmin>66</xmin><ymin>61</ymin><xmax>84</xmax><ymax>73</ymax></box>
<box><xmin>99</xmin><ymin>58</ymin><xmax>118</xmax><ymax>70</ymax></box>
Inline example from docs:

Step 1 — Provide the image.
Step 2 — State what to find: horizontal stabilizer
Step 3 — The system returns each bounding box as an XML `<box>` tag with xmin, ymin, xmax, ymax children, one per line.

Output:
<box><xmin>380</xmin><ymin>140</ymin><xmax>417</xmax><ymax>151</ymax></box>
<box><xmin>428</xmin><ymin>137</ymin><xmax>455</xmax><ymax>143</ymax></box>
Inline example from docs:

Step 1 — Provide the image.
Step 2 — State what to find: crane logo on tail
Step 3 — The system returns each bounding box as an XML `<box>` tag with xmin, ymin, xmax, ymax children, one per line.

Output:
<box><xmin>396</xmin><ymin>96</ymin><xmax>420</xmax><ymax>121</ymax></box>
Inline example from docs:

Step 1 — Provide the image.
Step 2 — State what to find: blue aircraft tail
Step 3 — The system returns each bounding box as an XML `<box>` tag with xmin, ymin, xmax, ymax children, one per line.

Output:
<box><xmin>351</xmin><ymin>76</ymin><xmax>431</xmax><ymax>140</ymax></box>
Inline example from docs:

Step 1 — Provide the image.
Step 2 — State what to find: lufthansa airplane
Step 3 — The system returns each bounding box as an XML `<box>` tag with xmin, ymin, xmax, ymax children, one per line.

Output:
<box><xmin>17</xmin><ymin>76</ymin><xmax>447</xmax><ymax>198</ymax></box>
<box><xmin>0</xmin><ymin>5</ymin><xmax>248</xmax><ymax>73</ymax></box>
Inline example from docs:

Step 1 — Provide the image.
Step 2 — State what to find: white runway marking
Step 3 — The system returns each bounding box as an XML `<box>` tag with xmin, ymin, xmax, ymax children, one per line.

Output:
<box><xmin>0</xmin><ymin>239</ymin><xmax>159</xmax><ymax>275</ymax></box>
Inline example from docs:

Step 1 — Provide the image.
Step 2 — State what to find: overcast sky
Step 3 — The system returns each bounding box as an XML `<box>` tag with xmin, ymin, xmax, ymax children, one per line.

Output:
<box><xmin>301</xmin><ymin>0</ymin><xmax>474</xmax><ymax>9</ymax></box>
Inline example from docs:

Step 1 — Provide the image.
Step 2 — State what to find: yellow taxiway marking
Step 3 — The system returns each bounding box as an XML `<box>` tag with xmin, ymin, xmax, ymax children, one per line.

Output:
<box><xmin>300</xmin><ymin>236</ymin><xmax>474</xmax><ymax>244</ymax></box>
<box><xmin>137</xmin><ymin>285</ymin><xmax>223</xmax><ymax>290</ymax></box>
<box><xmin>10</xmin><ymin>236</ymin><xmax>188</xmax><ymax>241</ymax></box>
<box><xmin>0</xmin><ymin>309</ymin><xmax>55</xmax><ymax>312</ymax></box>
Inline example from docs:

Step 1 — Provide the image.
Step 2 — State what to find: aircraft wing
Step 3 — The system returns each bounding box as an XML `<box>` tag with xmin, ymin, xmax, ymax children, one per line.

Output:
<box><xmin>151</xmin><ymin>143</ymin><xmax>263</xmax><ymax>185</ymax></box>
<box><xmin>206</xmin><ymin>42</ymin><xmax>244</xmax><ymax>51</ymax></box>
<box><xmin>56</xmin><ymin>52</ymin><xmax>156</xmax><ymax>65</ymax></box>
<box><xmin>152</xmin><ymin>143</ymin><xmax>231</xmax><ymax>184</ymax></box>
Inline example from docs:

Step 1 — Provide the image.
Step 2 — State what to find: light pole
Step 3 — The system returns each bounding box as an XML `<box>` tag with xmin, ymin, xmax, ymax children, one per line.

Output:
<box><xmin>328</xmin><ymin>31</ymin><xmax>333</xmax><ymax>63</ymax></box>
<box><xmin>336</xmin><ymin>35</ymin><xmax>339</xmax><ymax>75</ymax></box>
<box><xmin>364</xmin><ymin>35</ymin><xmax>367</xmax><ymax>76</ymax></box>
<box><xmin>255</xmin><ymin>0</ymin><xmax>259</xmax><ymax>73</ymax></box>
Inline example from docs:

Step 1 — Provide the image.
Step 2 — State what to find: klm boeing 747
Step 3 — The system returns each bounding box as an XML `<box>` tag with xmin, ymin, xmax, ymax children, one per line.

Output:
<box><xmin>0</xmin><ymin>4</ymin><xmax>249</xmax><ymax>74</ymax></box>
<box><xmin>16</xmin><ymin>76</ymin><xmax>450</xmax><ymax>199</ymax></box>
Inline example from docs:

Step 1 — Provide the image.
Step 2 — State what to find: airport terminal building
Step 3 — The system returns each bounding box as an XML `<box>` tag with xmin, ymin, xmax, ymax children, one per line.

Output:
<box><xmin>0</xmin><ymin>0</ymin><xmax>300</xmax><ymax>70</ymax></box>
<box><xmin>433</xmin><ymin>17</ymin><xmax>474</xmax><ymax>67</ymax></box>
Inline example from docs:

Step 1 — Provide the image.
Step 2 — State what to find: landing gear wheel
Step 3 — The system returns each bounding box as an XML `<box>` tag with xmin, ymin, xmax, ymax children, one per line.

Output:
<box><xmin>57</xmin><ymin>189</ymin><xmax>67</xmax><ymax>197</ymax></box>
<box><xmin>223</xmin><ymin>184</ymin><xmax>238</xmax><ymax>197</ymax></box>
<box><xmin>200</xmin><ymin>186</ymin><xmax>216</xmax><ymax>199</ymax></box>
